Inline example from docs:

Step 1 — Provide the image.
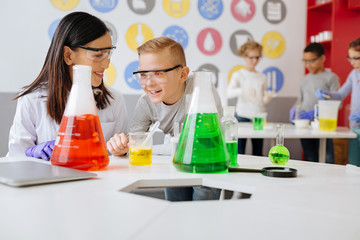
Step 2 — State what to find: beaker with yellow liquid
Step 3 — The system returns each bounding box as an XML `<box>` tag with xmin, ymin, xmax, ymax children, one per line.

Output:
<box><xmin>318</xmin><ymin>100</ymin><xmax>341</xmax><ymax>131</ymax></box>
<box><xmin>129</xmin><ymin>132</ymin><xmax>153</xmax><ymax>166</ymax></box>
<box><xmin>173</xmin><ymin>71</ymin><xmax>230</xmax><ymax>173</ymax></box>
<box><xmin>51</xmin><ymin>65</ymin><xmax>109</xmax><ymax>171</ymax></box>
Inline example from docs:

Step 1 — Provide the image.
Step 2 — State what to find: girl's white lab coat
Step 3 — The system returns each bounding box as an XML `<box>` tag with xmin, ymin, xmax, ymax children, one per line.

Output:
<box><xmin>8</xmin><ymin>87</ymin><xmax>128</xmax><ymax>156</ymax></box>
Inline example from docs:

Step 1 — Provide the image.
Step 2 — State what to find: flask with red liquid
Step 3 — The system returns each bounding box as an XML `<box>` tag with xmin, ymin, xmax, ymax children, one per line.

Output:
<box><xmin>51</xmin><ymin>65</ymin><xmax>109</xmax><ymax>171</ymax></box>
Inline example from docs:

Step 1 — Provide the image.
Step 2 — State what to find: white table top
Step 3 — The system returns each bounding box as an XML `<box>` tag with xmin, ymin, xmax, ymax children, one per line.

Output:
<box><xmin>238</xmin><ymin>122</ymin><xmax>357</xmax><ymax>139</ymax></box>
<box><xmin>1</xmin><ymin>155</ymin><xmax>360</xmax><ymax>240</ymax></box>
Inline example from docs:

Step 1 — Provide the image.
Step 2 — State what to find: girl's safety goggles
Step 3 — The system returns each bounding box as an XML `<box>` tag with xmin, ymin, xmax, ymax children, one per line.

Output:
<box><xmin>78</xmin><ymin>45</ymin><xmax>116</xmax><ymax>62</ymax></box>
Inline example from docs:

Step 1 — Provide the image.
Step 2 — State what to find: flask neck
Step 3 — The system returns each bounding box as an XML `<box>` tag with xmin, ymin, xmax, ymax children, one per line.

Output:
<box><xmin>189</xmin><ymin>71</ymin><xmax>218</xmax><ymax>114</ymax></box>
<box><xmin>65</xmin><ymin>65</ymin><xmax>98</xmax><ymax>116</ymax></box>
<box><xmin>276</xmin><ymin>124</ymin><xmax>284</xmax><ymax>146</ymax></box>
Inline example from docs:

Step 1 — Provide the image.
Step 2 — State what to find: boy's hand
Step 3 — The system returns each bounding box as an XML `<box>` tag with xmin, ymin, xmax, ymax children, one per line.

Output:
<box><xmin>298</xmin><ymin>109</ymin><xmax>315</xmax><ymax>120</ymax></box>
<box><xmin>349</xmin><ymin>111</ymin><xmax>360</xmax><ymax>122</ymax></box>
<box><xmin>107</xmin><ymin>133</ymin><xmax>129</xmax><ymax>156</ymax></box>
<box><xmin>316</xmin><ymin>89</ymin><xmax>330</xmax><ymax>100</ymax></box>
<box><xmin>289</xmin><ymin>107</ymin><xmax>296</xmax><ymax>122</ymax></box>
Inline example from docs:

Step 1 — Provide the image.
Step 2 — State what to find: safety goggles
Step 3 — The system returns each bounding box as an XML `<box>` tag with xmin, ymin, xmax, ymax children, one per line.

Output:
<box><xmin>302</xmin><ymin>56</ymin><xmax>321</xmax><ymax>64</ymax></box>
<box><xmin>133</xmin><ymin>65</ymin><xmax>183</xmax><ymax>84</ymax></box>
<box><xmin>78</xmin><ymin>45</ymin><xmax>116</xmax><ymax>62</ymax></box>
<box><xmin>347</xmin><ymin>56</ymin><xmax>360</xmax><ymax>62</ymax></box>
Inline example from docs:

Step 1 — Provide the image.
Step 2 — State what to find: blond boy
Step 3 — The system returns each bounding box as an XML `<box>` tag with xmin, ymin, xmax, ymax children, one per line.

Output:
<box><xmin>107</xmin><ymin>37</ymin><xmax>223</xmax><ymax>201</ymax></box>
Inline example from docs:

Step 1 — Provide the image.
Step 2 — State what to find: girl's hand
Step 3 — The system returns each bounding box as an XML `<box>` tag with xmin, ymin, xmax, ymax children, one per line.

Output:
<box><xmin>349</xmin><ymin>111</ymin><xmax>360</xmax><ymax>122</ymax></box>
<box><xmin>107</xmin><ymin>133</ymin><xmax>129</xmax><ymax>156</ymax></box>
<box><xmin>263</xmin><ymin>91</ymin><xmax>276</xmax><ymax>104</ymax></box>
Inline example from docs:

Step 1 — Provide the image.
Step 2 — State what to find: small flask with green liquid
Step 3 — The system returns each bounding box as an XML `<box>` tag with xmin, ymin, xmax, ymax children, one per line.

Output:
<box><xmin>221</xmin><ymin>106</ymin><xmax>239</xmax><ymax>167</ymax></box>
<box><xmin>268</xmin><ymin>124</ymin><xmax>290</xmax><ymax>165</ymax></box>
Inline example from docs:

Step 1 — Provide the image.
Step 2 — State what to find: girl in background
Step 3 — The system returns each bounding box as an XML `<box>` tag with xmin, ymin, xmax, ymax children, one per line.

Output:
<box><xmin>8</xmin><ymin>12</ymin><xmax>128</xmax><ymax>160</ymax></box>
<box><xmin>317</xmin><ymin>38</ymin><xmax>360</xmax><ymax>165</ymax></box>
<box><xmin>227</xmin><ymin>41</ymin><xmax>274</xmax><ymax>156</ymax></box>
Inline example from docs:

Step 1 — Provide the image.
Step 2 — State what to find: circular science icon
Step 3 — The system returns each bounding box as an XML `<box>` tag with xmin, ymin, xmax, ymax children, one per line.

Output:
<box><xmin>125</xmin><ymin>61</ymin><xmax>142</xmax><ymax>90</ymax></box>
<box><xmin>126</xmin><ymin>23</ymin><xmax>154</xmax><ymax>52</ymax></box>
<box><xmin>163</xmin><ymin>0</ymin><xmax>190</xmax><ymax>18</ymax></box>
<box><xmin>104</xmin><ymin>63</ymin><xmax>117</xmax><ymax>86</ymax></box>
<box><xmin>198</xmin><ymin>0</ymin><xmax>223</xmax><ymax>20</ymax></box>
<box><xmin>228</xmin><ymin>65</ymin><xmax>245</xmax><ymax>82</ymax></box>
<box><xmin>50</xmin><ymin>0</ymin><xmax>79</xmax><ymax>10</ymax></box>
<box><xmin>231</xmin><ymin>0</ymin><xmax>255</xmax><ymax>22</ymax></box>
<box><xmin>162</xmin><ymin>25</ymin><xmax>189</xmax><ymax>49</ymax></box>
<box><xmin>197</xmin><ymin>64</ymin><xmax>219</xmax><ymax>87</ymax></box>
<box><xmin>48</xmin><ymin>19</ymin><xmax>61</xmax><ymax>40</ymax></box>
<box><xmin>263</xmin><ymin>66</ymin><xmax>284</xmax><ymax>93</ymax></box>
<box><xmin>104</xmin><ymin>21</ymin><xmax>118</xmax><ymax>45</ymax></box>
<box><xmin>197</xmin><ymin>28</ymin><xmax>222</xmax><ymax>56</ymax></box>
<box><xmin>89</xmin><ymin>0</ymin><xmax>118</xmax><ymax>13</ymax></box>
<box><xmin>229</xmin><ymin>30</ymin><xmax>254</xmax><ymax>56</ymax></box>
<box><xmin>263</xmin><ymin>0</ymin><xmax>286</xmax><ymax>24</ymax></box>
<box><xmin>127</xmin><ymin>0</ymin><xmax>155</xmax><ymax>14</ymax></box>
<box><xmin>262</xmin><ymin>31</ymin><xmax>286</xmax><ymax>58</ymax></box>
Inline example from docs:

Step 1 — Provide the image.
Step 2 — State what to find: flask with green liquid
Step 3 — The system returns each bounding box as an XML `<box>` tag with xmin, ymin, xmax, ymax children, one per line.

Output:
<box><xmin>268</xmin><ymin>124</ymin><xmax>290</xmax><ymax>165</ymax></box>
<box><xmin>173</xmin><ymin>71</ymin><xmax>230</xmax><ymax>173</ymax></box>
<box><xmin>221</xmin><ymin>106</ymin><xmax>238</xmax><ymax>167</ymax></box>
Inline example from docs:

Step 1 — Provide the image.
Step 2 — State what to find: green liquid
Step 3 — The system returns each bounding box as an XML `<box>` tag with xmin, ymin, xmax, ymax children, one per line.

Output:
<box><xmin>226</xmin><ymin>141</ymin><xmax>238</xmax><ymax>167</ymax></box>
<box><xmin>253</xmin><ymin>117</ymin><xmax>264</xmax><ymax>130</ymax></box>
<box><xmin>173</xmin><ymin>113</ymin><xmax>230</xmax><ymax>173</ymax></box>
<box><xmin>268</xmin><ymin>144</ymin><xmax>290</xmax><ymax>165</ymax></box>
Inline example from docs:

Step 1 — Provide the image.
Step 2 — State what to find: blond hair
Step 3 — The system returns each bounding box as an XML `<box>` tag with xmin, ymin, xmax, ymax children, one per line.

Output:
<box><xmin>137</xmin><ymin>37</ymin><xmax>187</xmax><ymax>66</ymax></box>
<box><xmin>237</xmin><ymin>41</ymin><xmax>263</xmax><ymax>57</ymax></box>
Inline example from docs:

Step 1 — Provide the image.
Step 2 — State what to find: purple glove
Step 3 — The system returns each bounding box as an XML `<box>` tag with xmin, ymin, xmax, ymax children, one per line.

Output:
<box><xmin>25</xmin><ymin>140</ymin><xmax>55</xmax><ymax>161</ymax></box>
<box><xmin>289</xmin><ymin>107</ymin><xmax>296</xmax><ymax>122</ymax></box>
<box><xmin>349</xmin><ymin>110</ymin><xmax>360</xmax><ymax>122</ymax></box>
<box><xmin>316</xmin><ymin>89</ymin><xmax>330</xmax><ymax>100</ymax></box>
<box><xmin>298</xmin><ymin>109</ymin><xmax>315</xmax><ymax>120</ymax></box>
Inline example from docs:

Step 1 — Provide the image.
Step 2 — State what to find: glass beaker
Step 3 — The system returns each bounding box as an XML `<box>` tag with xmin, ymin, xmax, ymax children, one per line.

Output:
<box><xmin>173</xmin><ymin>71</ymin><xmax>230</xmax><ymax>173</ymax></box>
<box><xmin>318</xmin><ymin>100</ymin><xmax>341</xmax><ymax>131</ymax></box>
<box><xmin>221</xmin><ymin>106</ymin><xmax>238</xmax><ymax>167</ymax></box>
<box><xmin>51</xmin><ymin>65</ymin><xmax>109</xmax><ymax>171</ymax></box>
<box><xmin>129</xmin><ymin>132</ymin><xmax>153</xmax><ymax>166</ymax></box>
<box><xmin>268</xmin><ymin>124</ymin><xmax>290</xmax><ymax>165</ymax></box>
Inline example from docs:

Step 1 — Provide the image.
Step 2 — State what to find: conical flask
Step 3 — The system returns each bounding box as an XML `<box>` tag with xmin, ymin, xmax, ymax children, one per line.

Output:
<box><xmin>268</xmin><ymin>124</ymin><xmax>290</xmax><ymax>165</ymax></box>
<box><xmin>221</xmin><ymin>106</ymin><xmax>239</xmax><ymax>167</ymax></box>
<box><xmin>173</xmin><ymin>71</ymin><xmax>230</xmax><ymax>173</ymax></box>
<box><xmin>51</xmin><ymin>65</ymin><xmax>109</xmax><ymax>171</ymax></box>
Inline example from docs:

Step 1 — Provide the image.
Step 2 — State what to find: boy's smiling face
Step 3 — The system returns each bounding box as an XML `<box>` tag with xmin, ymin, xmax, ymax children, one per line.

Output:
<box><xmin>138</xmin><ymin>49</ymin><xmax>189</xmax><ymax>105</ymax></box>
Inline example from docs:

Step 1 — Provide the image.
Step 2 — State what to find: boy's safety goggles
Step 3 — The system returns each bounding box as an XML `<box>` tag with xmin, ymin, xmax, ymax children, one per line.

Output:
<box><xmin>133</xmin><ymin>65</ymin><xmax>183</xmax><ymax>84</ymax></box>
<box><xmin>78</xmin><ymin>45</ymin><xmax>116</xmax><ymax>62</ymax></box>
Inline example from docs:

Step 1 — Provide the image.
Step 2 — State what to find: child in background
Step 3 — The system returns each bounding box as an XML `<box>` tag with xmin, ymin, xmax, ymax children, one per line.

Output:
<box><xmin>8</xmin><ymin>12</ymin><xmax>128</xmax><ymax>160</ymax></box>
<box><xmin>290</xmin><ymin>42</ymin><xmax>339</xmax><ymax>163</ymax></box>
<box><xmin>316</xmin><ymin>38</ymin><xmax>360</xmax><ymax>165</ymax></box>
<box><xmin>227</xmin><ymin>41</ymin><xmax>274</xmax><ymax>156</ymax></box>
<box><xmin>107</xmin><ymin>37</ymin><xmax>223</xmax><ymax>201</ymax></box>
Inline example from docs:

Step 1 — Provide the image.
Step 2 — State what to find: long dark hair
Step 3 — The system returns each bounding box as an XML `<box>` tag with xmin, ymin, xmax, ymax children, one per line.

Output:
<box><xmin>16</xmin><ymin>11</ymin><xmax>113</xmax><ymax>124</ymax></box>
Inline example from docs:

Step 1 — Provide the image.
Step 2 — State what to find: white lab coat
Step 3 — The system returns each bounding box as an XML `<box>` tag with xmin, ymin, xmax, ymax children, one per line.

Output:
<box><xmin>8</xmin><ymin>87</ymin><xmax>128</xmax><ymax>156</ymax></box>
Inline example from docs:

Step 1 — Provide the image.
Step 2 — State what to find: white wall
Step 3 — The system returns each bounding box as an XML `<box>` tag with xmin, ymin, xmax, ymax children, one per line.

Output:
<box><xmin>0</xmin><ymin>0</ymin><xmax>306</xmax><ymax>97</ymax></box>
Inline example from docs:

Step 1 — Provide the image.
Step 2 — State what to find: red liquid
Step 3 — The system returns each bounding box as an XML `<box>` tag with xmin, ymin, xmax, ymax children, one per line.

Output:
<box><xmin>51</xmin><ymin>114</ymin><xmax>109</xmax><ymax>171</ymax></box>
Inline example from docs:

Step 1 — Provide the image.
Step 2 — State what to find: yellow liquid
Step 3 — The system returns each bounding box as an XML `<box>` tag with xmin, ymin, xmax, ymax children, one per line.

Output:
<box><xmin>129</xmin><ymin>148</ymin><xmax>152</xmax><ymax>166</ymax></box>
<box><xmin>319</xmin><ymin>118</ymin><xmax>337</xmax><ymax>131</ymax></box>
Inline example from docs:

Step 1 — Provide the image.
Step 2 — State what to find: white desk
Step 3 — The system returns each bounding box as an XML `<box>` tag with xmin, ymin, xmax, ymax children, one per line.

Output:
<box><xmin>238</xmin><ymin>122</ymin><xmax>357</xmax><ymax>163</ymax></box>
<box><xmin>1</xmin><ymin>156</ymin><xmax>360</xmax><ymax>240</ymax></box>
